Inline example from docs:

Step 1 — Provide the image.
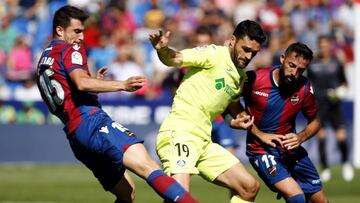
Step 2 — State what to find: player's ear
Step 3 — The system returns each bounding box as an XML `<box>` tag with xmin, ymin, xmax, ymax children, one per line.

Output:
<box><xmin>229</xmin><ymin>35</ymin><xmax>236</xmax><ymax>48</ymax></box>
<box><xmin>280</xmin><ymin>54</ymin><xmax>285</xmax><ymax>64</ymax></box>
<box><xmin>56</xmin><ymin>26</ymin><xmax>64</xmax><ymax>38</ymax></box>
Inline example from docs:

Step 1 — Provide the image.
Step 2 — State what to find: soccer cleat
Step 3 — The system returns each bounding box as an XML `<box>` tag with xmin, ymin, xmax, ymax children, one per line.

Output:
<box><xmin>320</xmin><ymin>168</ymin><xmax>331</xmax><ymax>182</ymax></box>
<box><xmin>342</xmin><ymin>162</ymin><xmax>354</xmax><ymax>182</ymax></box>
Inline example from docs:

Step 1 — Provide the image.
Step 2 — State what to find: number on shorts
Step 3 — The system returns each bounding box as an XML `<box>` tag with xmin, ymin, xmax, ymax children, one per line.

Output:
<box><xmin>111</xmin><ymin>122</ymin><xmax>135</xmax><ymax>136</ymax></box>
<box><xmin>261</xmin><ymin>154</ymin><xmax>276</xmax><ymax>168</ymax></box>
<box><xmin>175</xmin><ymin>143</ymin><xmax>189</xmax><ymax>157</ymax></box>
<box><xmin>38</xmin><ymin>65</ymin><xmax>64</xmax><ymax>112</ymax></box>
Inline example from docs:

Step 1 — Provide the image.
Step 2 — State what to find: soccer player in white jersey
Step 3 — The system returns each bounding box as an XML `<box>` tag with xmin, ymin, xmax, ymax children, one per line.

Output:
<box><xmin>149</xmin><ymin>20</ymin><xmax>266</xmax><ymax>203</ymax></box>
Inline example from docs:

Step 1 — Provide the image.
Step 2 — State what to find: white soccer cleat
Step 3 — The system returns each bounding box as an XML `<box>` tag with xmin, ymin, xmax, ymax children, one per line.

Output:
<box><xmin>320</xmin><ymin>168</ymin><xmax>331</xmax><ymax>182</ymax></box>
<box><xmin>342</xmin><ymin>162</ymin><xmax>354</xmax><ymax>182</ymax></box>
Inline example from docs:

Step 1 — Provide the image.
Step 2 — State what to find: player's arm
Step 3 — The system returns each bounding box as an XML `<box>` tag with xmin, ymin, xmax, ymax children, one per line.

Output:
<box><xmin>149</xmin><ymin>30</ymin><xmax>183</xmax><ymax>67</ymax></box>
<box><xmin>282</xmin><ymin>117</ymin><xmax>320</xmax><ymax>150</ymax></box>
<box><xmin>223</xmin><ymin>101</ymin><xmax>253</xmax><ymax>130</ymax></box>
<box><xmin>224</xmin><ymin>102</ymin><xmax>282</xmax><ymax>147</ymax></box>
<box><xmin>282</xmin><ymin>82</ymin><xmax>320</xmax><ymax>150</ymax></box>
<box><xmin>69</xmin><ymin>68</ymin><xmax>145</xmax><ymax>93</ymax></box>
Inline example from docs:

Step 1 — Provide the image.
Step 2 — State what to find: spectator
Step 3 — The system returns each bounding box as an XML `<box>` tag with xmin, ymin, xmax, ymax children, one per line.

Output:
<box><xmin>0</xmin><ymin>13</ymin><xmax>19</xmax><ymax>54</ymax></box>
<box><xmin>16</xmin><ymin>101</ymin><xmax>45</xmax><ymax>124</ymax></box>
<box><xmin>0</xmin><ymin>89</ymin><xmax>15</xmax><ymax>124</ymax></box>
<box><xmin>103</xmin><ymin>44</ymin><xmax>145</xmax><ymax>100</ymax></box>
<box><xmin>13</xmin><ymin>75</ymin><xmax>42</xmax><ymax>102</ymax></box>
<box><xmin>6</xmin><ymin>36</ymin><xmax>34</xmax><ymax>83</ymax></box>
<box><xmin>307</xmin><ymin>35</ymin><xmax>354</xmax><ymax>182</ymax></box>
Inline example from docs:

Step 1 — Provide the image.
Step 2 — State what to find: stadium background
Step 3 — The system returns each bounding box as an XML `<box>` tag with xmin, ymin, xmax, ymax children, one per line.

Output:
<box><xmin>0</xmin><ymin>0</ymin><xmax>359</xmax><ymax>202</ymax></box>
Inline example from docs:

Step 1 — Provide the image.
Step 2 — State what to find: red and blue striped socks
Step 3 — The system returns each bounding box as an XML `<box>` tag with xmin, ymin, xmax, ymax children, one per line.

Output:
<box><xmin>146</xmin><ymin>170</ymin><xmax>198</xmax><ymax>203</ymax></box>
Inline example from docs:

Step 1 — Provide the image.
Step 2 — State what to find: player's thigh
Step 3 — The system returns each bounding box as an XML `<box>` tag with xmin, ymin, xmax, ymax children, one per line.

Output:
<box><xmin>123</xmin><ymin>143</ymin><xmax>160</xmax><ymax>179</ymax></box>
<box><xmin>70</xmin><ymin>118</ymin><xmax>143</xmax><ymax>191</ymax></box>
<box><xmin>197</xmin><ymin>142</ymin><xmax>239</xmax><ymax>182</ymax></box>
<box><xmin>214</xmin><ymin>162</ymin><xmax>259</xmax><ymax>194</ymax></box>
<box><xmin>273</xmin><ymin>177</ymin><xmax>304</xmax><ymax>198</ymax></box>
<box><xmin>110</xmin><ymin>171</ymin><xmax>136</xmax><ymax>201</ymax></box>
<box><xmin>329</xmin><ymin>103</ymin><xmax>345</xmax><ymax>130</ymax></box>
<box><xmin>291</xmin><ymin>150</ymin><xmax>323</xmax><ymax>195</ymax></box>
<box><xmin>156</xmin><ymin>130</ymin><xmax>203</xmax><ymax>175</ymax></box>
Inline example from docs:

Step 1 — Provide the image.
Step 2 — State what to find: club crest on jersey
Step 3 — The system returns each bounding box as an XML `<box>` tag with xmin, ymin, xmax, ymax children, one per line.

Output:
<box><xmin>290</xmin><ymin>94</ymin><xmax>300</xmax><ymax>105</ymax></box>
<box><xmin>267</xmin><ymin>165</ymin><xmax>277</xmax><ymax>176</ymax></box>
<box><xmin>71</xmin><ymin>51</ymin><xmax>83</xmax><ymax>65</ymax></box>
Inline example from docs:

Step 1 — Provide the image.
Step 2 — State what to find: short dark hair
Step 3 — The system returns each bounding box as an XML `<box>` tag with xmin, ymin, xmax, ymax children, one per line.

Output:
<box><xmin>53</xmin><ymin>5</ymin><xmax>89</xmax><ymax>37</ymax></box>
<box><xmin>195</xmin><ymin>26</ymin><xmax>213</xmax><ymax>37</ymax></box>
<box><xmin>318</xmin><ymin>34</ymin><xmax>333</xmax><ymax>43</ymax></box>
<box><xmin>284</xmin><ymin>42</ymin><xmax>313</xmax><ymax>61</ymax></box>
<box><xmin>233</xmin><ymin>20</ymin><xmax>266</xmax><ymax>45</ymax></box>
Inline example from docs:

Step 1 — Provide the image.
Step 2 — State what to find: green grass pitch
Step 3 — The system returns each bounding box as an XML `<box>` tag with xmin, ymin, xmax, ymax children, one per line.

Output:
<box><xmin>0</xmin><ymin>164</ymin><xmax>359</xmax><ymax>202</ymax></box>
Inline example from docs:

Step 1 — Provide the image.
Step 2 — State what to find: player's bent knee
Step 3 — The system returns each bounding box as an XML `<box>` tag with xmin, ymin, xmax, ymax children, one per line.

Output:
<box><xmin>286</xmin><ymin>194</ymin><xmax>306</xmax><ymax>203</ymax></box>
<box><xmin>238</xmin><ymin>178</ymin><xmax>260</xmax><ymax>200</ymax></box>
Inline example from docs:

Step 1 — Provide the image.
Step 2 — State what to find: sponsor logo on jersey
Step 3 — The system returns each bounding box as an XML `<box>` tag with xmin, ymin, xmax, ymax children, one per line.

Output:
<box><xmin>253</xmin><ymin>90</ymin><xmax>269</xmax><ymax>97</ymax></box>
<box><xmin>215</xmin><ymin>78</ymin><xmax>237</xmax><ymax>99</ymax></box>
<box><xmin>224</xmin><ymin>84</ymin><xmax>237</xmax><ymax>99</ymax></box>
<box><xmin>215</xmin><ymin>78</ymin><xmax>225</xmax><ymax>90</ymax></box>
<box><xmin>290</xmin><ymin>94</ymin><xmax>300</xmax><ymax>105</ymax></box>
<box><xmin>71</xmin><ymin>51</ymin><xmax>83</xmax><ymax>65</ymax></box>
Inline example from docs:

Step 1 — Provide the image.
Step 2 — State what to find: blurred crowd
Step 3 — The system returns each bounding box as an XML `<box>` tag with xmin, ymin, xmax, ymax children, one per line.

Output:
<box><xmin>0</xmin><ymin>0</ymin><xmax>355</xmax><ymax>124</ymax></box>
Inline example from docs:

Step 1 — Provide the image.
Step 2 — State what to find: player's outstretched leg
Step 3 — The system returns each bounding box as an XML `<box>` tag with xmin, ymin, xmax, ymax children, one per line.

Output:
<box><xmin>123</xmin><ymin>143</ymin><xmax>198</xmax><ymax>203</ymax></box>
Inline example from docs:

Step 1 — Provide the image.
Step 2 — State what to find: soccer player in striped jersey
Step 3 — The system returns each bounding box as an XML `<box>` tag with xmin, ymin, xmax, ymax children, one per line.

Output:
<box><xmin>241</xmin><ymin>42</ymin><xmax>328</xmax><ymax>203</ymax></box>
<box><xmin>36</xmin><ymin>5</ymin><xmax>198</xmax><ymax>203</ymax></box>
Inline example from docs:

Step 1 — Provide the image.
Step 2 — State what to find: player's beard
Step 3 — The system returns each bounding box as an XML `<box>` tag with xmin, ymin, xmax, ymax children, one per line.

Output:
<box><xmin>279</xmin><ymin>67</ymin><xmax>296</xmax><ymax>87</ymax></box>
<box><xmin>231</xmin><ymin>46</ymin><xmax>247</xmax><ymax>69</ymax></box>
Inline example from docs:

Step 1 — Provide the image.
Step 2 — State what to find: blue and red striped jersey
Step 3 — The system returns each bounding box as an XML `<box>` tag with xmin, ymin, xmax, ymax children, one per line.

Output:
<box><xmin>37</xmin><ymin>40</ymin><xmax>100</xmax><ymax>134</ymax></box>
<box><xmin>243</xmin><ymin>67</ymin><xmax>317</xmax><ymax>156</ymax></box>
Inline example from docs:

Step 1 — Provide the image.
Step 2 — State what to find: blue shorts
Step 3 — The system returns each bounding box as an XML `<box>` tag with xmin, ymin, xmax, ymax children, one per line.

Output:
<box><xmin>248</xmin><ymin>147</ymin><xmax>322</xmax><ymax>195</ymax></box>
<box><xmin>67</xmin><ymin>111</ymin><xmax>143</xmax><ymax>191</ymax></box>
<box><xmin>211</xmin><ymin>120</ymin><xmax>239</xmax><ymax>149</ymax></box>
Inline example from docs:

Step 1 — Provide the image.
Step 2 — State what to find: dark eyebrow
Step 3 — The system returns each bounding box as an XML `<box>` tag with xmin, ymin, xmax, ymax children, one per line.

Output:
<box><xmin>289</xmin><ymin>62</ymin><xmax>296</xmax><ymax>67</ymax></box>
<box><xmin>242</xmin><ymin>46</ymin><xmax>252</xmax><ymax>52</ymax></box>
<box><xmin>74</xmin><ymin>29</ymin><xmax>84</xmax><ymax>33</ymax></box>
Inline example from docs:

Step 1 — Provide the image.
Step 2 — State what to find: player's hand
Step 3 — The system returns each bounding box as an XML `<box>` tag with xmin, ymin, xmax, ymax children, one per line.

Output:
<box><xmin>230</xmin><ymin>114</ymin><xmax>254</xmax><ymax>130</ymax></box>
<box><xmin>124</xmin><ymin>76</ymin><xmax>146</xmax><ymax>92</ymax></box>
<box><xmin>281</xmin><ymin>133</ymin><xmax>302</xmax><ymax>150</ymax></box>
<box><xmin>257</xmin><ymin>133</ymin><xmax>283</xmax><ymax>148</ymax></box>
<box><xmin>96</xmin><ymin>67</ymin><xmax>107</xmax><ymax>80</ymax></box>
<box><xmin>149</xmin><ymin>30</ymin><xmax>171</xmax><ymax>51</ymax></box>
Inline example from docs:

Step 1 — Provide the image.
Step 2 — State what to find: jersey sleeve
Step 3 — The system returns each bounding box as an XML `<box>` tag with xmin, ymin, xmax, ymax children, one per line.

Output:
<box><xmin>302</xmin><ymin>82</ymin><xmax>318</xmax><ymax>120</ymax></box>
<box><xmin>179</xmin><ymin>45</ymin><xmax>217</xmax><ymax>69</ymax></box>
<box><xmin>62</xmin><ymin>44</ymin><xmax>88</xmax><ymax>74</ymax></box>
